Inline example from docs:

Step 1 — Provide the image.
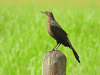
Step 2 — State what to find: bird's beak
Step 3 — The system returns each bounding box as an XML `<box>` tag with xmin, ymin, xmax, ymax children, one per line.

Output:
<box><xmin>40</xmin><ymin>11</ymin><xmax>45</xmax><ymax>14</ymax></box>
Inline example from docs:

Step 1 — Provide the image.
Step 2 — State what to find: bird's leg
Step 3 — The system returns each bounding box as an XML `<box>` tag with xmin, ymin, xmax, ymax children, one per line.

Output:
<box><xmin>55</xmin><ymin>43</ymin><xmax>61</xmax><ymax>50</ymax></box>
<box><xmin>52</xmin><ymin>44</ymin><xmax>58</xmax><ymax>51</ymax></box>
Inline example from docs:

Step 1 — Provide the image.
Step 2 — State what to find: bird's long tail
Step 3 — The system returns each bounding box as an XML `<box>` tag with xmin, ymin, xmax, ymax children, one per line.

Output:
<box><xmin>72</xmin><ymin>47</ymin><xmax>80</xmax><ymax>63</ymax></box>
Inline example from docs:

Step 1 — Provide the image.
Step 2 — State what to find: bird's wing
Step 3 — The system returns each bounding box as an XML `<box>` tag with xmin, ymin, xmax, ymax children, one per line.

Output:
<box><xmin>49</xmin><ymin>20</ymin><xmax>68</xmax><ymax>35</ymax></box>
<box><xmin>50</xmin><ymin>25</ymin><xmax>68</xmax><ymax>42</ymax></box>
<box><xmin>51</xmin><ymin>25</ymin><xmax>73</xmax><ymax>48</ymax></box>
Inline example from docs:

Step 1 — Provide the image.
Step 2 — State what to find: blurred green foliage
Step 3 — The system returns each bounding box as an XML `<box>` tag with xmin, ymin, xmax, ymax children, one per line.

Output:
<box><xmin>0</xmin><ymin>2</ymin><xmax>100</xmax><ymax>75</ymax></box>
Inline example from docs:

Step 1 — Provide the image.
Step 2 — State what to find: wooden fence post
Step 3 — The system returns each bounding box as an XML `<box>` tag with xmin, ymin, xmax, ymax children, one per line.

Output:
<box><xmin>42</xmin><ymin>50</ymin><xmax>67</xmax><ymax>75</ymax></box>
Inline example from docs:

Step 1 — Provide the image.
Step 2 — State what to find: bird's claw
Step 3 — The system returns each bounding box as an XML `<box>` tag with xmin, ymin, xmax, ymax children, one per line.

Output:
<box><xmin>52</xmin><ymin>48</ymin><xmax>55</xmax><ymax>51</ymax></box>
<box><xmin>49</xmin><ymin>49</ymin><xmax>55</xmax><ymax>52</ymax></box>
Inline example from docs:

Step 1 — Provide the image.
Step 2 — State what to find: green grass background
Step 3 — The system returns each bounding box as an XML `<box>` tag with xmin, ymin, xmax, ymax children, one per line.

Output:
<box><xmin>0</xmin><ymin>1</ymin><xmax>100</xmax><ymax>75</ymax></box>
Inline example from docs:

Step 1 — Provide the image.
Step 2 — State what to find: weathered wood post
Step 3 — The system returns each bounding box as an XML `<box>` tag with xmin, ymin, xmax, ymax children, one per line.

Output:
<box><xmin>42</xmin><ymin>50</ymin><xmax>67</xmax><ymax>75</ymax></box>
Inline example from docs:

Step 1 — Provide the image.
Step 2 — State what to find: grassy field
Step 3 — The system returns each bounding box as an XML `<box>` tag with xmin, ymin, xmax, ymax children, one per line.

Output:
<box><xmin>0</xmin><ymin>3</ymin><xmax>100</xmax><ymax>75</ymax></box>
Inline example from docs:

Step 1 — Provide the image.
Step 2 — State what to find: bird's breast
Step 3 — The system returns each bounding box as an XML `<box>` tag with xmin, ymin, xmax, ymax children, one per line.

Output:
<box><xmin>46</xmin><ymin>21</ymin><xmax>56</xmax><ymax>39</ymax></box>
<box><xmin>46</xmin><ymin>22</ymin><xmax>52</xmax><ymax>35</ymax></box>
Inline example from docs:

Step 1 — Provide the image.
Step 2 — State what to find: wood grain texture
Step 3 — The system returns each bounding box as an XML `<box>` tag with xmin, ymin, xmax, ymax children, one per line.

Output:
<box><xmin>42</xmin><ymin>50</ymin><xmax>67</xmax><ymax>75</ymax></box>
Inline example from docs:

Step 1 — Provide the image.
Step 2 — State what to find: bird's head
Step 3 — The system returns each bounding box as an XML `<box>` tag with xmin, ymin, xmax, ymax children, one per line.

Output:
<box><xmin>40</xmin><ymin>11</ymin><xmax>54</xmax><ymax>19</ymax></box>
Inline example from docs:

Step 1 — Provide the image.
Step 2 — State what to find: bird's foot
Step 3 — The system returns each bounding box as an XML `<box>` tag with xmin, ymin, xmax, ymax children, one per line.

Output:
<box><xmin>52</xmin><ymin>48</ymin><xmax>55</xmax><ymax>51</ymax></box>
<box><xmin>49</xmin><ymin>49</ymin><xmax>55</xmax><ymax>52</ymax></box>
<box><xmin>55</xmin><ymin>49</ymin><xmax>59</xmax><ymax>52</ymax></box>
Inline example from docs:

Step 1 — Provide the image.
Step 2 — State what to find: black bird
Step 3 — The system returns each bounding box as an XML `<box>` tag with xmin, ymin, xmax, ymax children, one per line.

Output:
<box><xmin>40</xmin><ymin>11</ymin><xmax>80</xmax><ymax>63</ymax></box>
